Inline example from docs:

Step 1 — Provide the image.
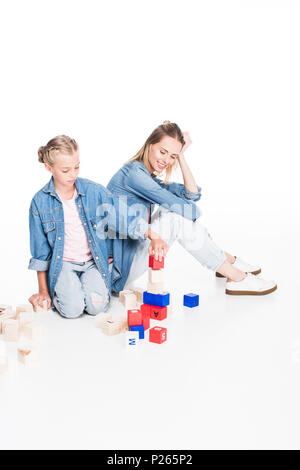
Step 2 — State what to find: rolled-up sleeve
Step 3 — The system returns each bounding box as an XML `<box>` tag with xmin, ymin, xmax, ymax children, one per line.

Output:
<box><xmin>153</xmin><ymin>178</ymin><xmax>202</xmax><ymax>202</ymax></box>
<box><xmin>125</xmin><ymin>166</ymin><xmax>201</xmax><ymax>221</ymax></box>
<box><xmin>28</xmin><ymin>199</ymin><xmax>52</xmax><ymax>271</ymax></box>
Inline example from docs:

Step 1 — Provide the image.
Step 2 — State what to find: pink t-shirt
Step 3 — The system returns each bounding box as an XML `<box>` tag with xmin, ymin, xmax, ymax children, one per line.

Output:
<box><xmin>61</xmin><ymin>189</ymin><xmax>93</xmax><ymax>263</ymax></box>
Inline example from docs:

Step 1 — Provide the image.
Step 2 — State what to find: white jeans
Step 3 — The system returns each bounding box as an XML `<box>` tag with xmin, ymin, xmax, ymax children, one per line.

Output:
<box><xmin>125</xmin><ymin>207</ymin><xmax>227</xmax><ymax>287</ymax></box>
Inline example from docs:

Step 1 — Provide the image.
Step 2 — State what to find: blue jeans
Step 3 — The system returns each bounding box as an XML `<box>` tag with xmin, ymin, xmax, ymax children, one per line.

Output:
<box><xmin>53</xmin><ymin>259</ymin><xmax>111</xmax><ymax>319</ymax></box>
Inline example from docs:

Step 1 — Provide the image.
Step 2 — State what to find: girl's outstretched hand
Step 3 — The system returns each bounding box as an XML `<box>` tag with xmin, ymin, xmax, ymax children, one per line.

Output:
<box><xmin>181</xmin><ymin>131</ymin><xmax>192</xmax><ymax>154</ymax></box>
<box><xmin>28</xmin><ymin>292</ymin><xmax>51</xmax><ymax>312</ymax></box>
<box><xmin>148</xmin><ymin>237</ymin><xmax>169</xmax><ymax>262</ymax></box>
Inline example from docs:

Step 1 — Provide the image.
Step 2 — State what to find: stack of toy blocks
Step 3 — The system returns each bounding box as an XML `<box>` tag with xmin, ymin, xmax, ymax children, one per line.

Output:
<box><xmin>143</xmin><ymin>254</ymin><xmax>168</xmax><ymax>344</ymax></box>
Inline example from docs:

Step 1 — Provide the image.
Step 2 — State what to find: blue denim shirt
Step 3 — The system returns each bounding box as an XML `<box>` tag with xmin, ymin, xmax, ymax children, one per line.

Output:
<box><xmin>28</xmin><ymin>176</ymin><xmax>147</xmax><ymax>300</ymax></box>
<box><xmin>107</xmin><ymin>160</ymin><xmax>201</xmax><ymax>292</ymax></box>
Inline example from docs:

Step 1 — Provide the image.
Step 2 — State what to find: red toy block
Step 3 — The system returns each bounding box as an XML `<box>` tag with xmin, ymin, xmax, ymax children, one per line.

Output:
<box><xmin>149</xmin><ymin>326</ymin><xmax>167</xmax><ymax>344</ymax></box>
<box><xmin>127</xmin><ymin>309</ymin><xmax>142</xmax><ymax>327</ymax></box>
<box><xmin>149</xmin><ymin>305</ymin><xmax>167</xmax><ymax>321</ymax></box>
<box><xmin>140</xmin><ymin>304</ymin><xmax>150</xmax><ymax>330</ymax></box>
<box><xmin>149</xmin><ymin>255</ymin><xmax>164</xmax><ymax>270</ymax></box>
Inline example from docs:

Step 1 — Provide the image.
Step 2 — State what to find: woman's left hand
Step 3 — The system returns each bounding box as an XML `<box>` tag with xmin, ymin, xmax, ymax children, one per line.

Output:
<box><xmin>180</xmin><ymin>131</ymin><xmax>192</xmax><ymax>155</ymax></box>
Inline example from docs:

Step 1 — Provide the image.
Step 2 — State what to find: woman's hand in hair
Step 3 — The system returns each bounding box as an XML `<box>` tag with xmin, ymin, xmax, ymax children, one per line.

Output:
<box><xmin>146</xmin><ymin>229</ymin><xmax>169</xmax><ymax>261</ymax></box>
<box><xmin>180</xmin><ymin>131</ymin><xmax>192</xmax><ymax>155</ymax></box>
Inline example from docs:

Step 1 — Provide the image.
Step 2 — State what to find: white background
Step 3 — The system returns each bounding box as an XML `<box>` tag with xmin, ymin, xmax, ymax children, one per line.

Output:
<box><xmin>0</xmin><ymin>0</ymin><xmax>300</xmax><ymax>450</ymax></box>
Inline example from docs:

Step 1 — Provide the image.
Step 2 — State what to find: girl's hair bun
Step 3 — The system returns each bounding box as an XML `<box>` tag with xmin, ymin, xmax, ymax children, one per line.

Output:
<box><xmin>163</xmin><ymin>120</ymin><xmax>171</xmax><ymax>125</ymax></box>
<box><xmin>38</xmin><ymin>146</ymin><xmax>45</xmax><ymax>163</ymax></box>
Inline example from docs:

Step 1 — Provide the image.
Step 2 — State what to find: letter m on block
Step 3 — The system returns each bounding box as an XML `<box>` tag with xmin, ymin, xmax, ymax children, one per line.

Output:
<box><xmin>129</xmin><ymin>338</ymin><xmax>136</xmax><ymax>345</ymax></box>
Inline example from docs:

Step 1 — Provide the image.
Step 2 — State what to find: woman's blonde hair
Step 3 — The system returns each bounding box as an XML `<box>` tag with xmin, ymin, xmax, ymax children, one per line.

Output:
<box><xmin>128</xmin><ymin>121</ymin><xmax>185</xmax><ymax>183</ymax></box>
<box><xmin>38</xmin><ymin>135</ymin><xmax>78</xmax><ymax>167</ymax></box>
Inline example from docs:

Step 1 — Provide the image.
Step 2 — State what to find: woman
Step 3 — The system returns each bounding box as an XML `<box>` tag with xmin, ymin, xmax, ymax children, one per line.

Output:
<box><xmin>107</xmin><ymin>121</ymin><xmax>277</xmax><ymax>296</ymax></box>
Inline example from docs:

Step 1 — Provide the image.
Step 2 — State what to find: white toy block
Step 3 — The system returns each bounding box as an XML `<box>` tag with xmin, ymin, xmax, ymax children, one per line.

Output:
<box><xmin>101</xmin><ymin>320</ymin><xmax>122</xmax><ymax>336</ymax></box>
<box><xmin>95</xmin><ymin>312</ymin><xmax>112</xmax><ymax>328</ymax></box>
<box><xmin>131</xmin><ymin>288</ymin><xmax>144</xmax><ymax>304</ymax></box>
<box><xmin>148</xmin><ymin>269</ymin><xmax>164</xmax><ymax>284</ymax></box>
<box><xmin>147</xmin><ymin>281</ymin><xmax>165</xmax><ymax>295</ymax></box>
<box><xmin>123</xmin><ymin>293</ymin><xmax>137</xmax><ymax>310</ymax></box>
<box><xmin>18</xmin><ymin>348</ymin><xmax>38</xmax><ymax>365</ymax></box>
<box><xmin>23</xmin><ymin>322</ymin><xmax>42</xmax><ymax>340</ymax></box>
<box><xmin>16</xmin><ymin>304</ymin><xmax>33</xmax><ymax>317</ymax></box>
<box><xmin>36</xmin><ymin>299</ymin><xmax>48</xmax><ymax>313</ymax></box>
<box><xmin>119</xmin><ymin>290</ymin><xmax>132</xmax><ymax>304</ymax></box>
<box><xmin>0</xmin><ymin>356</ymin><xmax>8</xmax><ymax>374</ymax></box>
<box><xmin>18</xmin><ymin>311</ymin><xmax>34</xmax><ymax>330</ymax></box>
<box><xmin>125</xmin><ymin>330</ymin><xmax>139</xmax><ymax>350</ymax></box>
<box><xmin>2</xmin><ymin>319</ymin><xmax>19</xmax><ymax>342</ymax></box>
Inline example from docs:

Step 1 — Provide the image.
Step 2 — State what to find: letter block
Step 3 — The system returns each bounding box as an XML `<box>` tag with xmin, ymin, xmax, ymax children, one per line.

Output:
<box><xmin>101</xmin><ymin>320</ymin><xmax>122</xmax><ymax>336</ymax></box>
<box><xmin>149</xmin><ymin>326</ymin><xmax>167</xmax><ymax>344</ymax></box>
<box><xmin>147</xmin><ymin>281</ymin><xmax>165</xmax><ymax>295</ymax></box>
<box><xmin>123</xmin><ymin>293</ymin><xmax>137</xmax><ymax>310</ymax></box>
<box><xmin>125</xmin><ymin>330</ymin><xmax>139</xmax><ymax>350</ymax></box>
<box><xmin>149</xmin><ymin>305</ymin><xmax>167</xmax><ymax>321</ymax></box>
<box><xmin>143</xmin><ymin>291</ymin><xmax>170</xmax><ymax>307</ymax></box>
<box><xmin>95</xmin><ymin>312</ymin><xmax>112</xmax><ymax>328</ymax></box>
<box><xmin>23</xmin><ymin>322</ymin><xmax>43</xmax><ymax>340</ymax></box>
<box><xmin>183</xmin><ymin>293</ymin><xmax>199</xmax><ymax>308</ymax></box>
<box><xmin>2</xmin><ymin>319</ymin><xmax>19</xmax><ymax>342</ymax></box>
<box><xmin>18</xmin><ymin>348</ymin><xmax>38</xmax><ymax>365</ymax></box>
<box><xmin>149</xmin><ymin>255</ymin><xmax>164</xmax><ymax>270</ymax></box>
<box><xmin>127</xmin><ymin>309</ymin><xmax>142</xmax><ymax>327</ymax></box>
<box><xmin>130</xmin><ymin>324</ymin><xmax>144</xmax><ymax>339</ymax></box>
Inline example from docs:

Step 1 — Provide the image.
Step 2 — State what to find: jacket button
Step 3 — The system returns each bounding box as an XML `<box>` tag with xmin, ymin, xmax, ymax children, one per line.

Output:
<box><xmin>58</xmin><ymin>237</ymin><xmax>61</xmax><ymax>240</ymax></box>
<box><xmin>84</xmin><ymin>222</ymin><xmax>87</xmax><ymax>225</ymax></box>
<box><xmin>57</xmin><ymin>255</ymin><xmax>60</xmax><ymax>259</ymax></box>
<box><xmin>53</xmin><ymin>273</ymin><xmax>56</xmax><ymax>277</ymax></box>
<box><xmin>95</xmin><ymin>256</ymin><xmax>99</xmax><ymax>260</ymax></box>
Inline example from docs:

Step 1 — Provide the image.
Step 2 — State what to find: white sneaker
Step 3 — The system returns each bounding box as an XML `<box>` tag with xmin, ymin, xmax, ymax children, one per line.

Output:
<box><xmin>216</xmin><ymin>256</ymin><xmax>261</xmax><ymax>278</ymax></box>
<box><xmin>225</xmin><ymin>273</ymin><xmax>277</xmax><ymax>296</ymax></box>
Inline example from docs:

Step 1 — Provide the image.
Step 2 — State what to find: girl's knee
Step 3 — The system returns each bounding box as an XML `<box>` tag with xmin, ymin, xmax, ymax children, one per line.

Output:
<box><xmin>85</xmin><ymin>291</ymin><xmax>110</xmax><ymax>316</ymax></box>
<box><xmin>53</xmin><ymin>295</ymin><xmax>85</xmax><ymax>319</ymax></box>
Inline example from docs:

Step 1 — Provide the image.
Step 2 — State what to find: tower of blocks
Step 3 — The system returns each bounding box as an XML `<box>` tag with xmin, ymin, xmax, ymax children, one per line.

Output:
<box><xmin>124</xmin><ymin>254</ymin><xmax>169</xmax><ymax>348</ymax></box>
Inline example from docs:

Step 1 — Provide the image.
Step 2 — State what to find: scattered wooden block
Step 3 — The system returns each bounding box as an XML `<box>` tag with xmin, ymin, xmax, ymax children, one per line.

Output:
<box><xmin>131</xmin><ymin>288</ymin><xmax>144</xmax><ymax>304</ymax></box>
<box><xmin>123</xmin><ymin>293</ymin><xmax>137</xmax><ymax>310</ymax></box>
<box><xmin>36</xmin><ymin>299</ymin><xmax>48</xmax><ymax>313</ymax></box>
<box><xmin>148</xmin><ymin>269</ymin><xmax>164</xmax><ymax>284</ymax></box>
<box><xmin>147</xmin><ymin>281</ymin><xmax>165</xmax><ymax>295</ymax></box>
<box><xmin>18</xmin><ymin>348</ymin><xmax>38</xmax><ymax>365</ymax></box>
<box><xmin>95</xmin><ymin>312</ymin><xmax>112</xmax><ymax>328</ymax></box>
<box><xmin>18</xmin><ymin>312</ymin><xmax>34</xmax><ymax>330</ymax></box>
<box><xmin>2</xmin><ymin>319</ymin><xmax>19</xmax><ymax>342</ymax></box>
<box><xmin>23</xmin><ymin>322</ymin><xmax>42</xmax><ymax>340</ymax></box>
<box><xmin>125</xmin><ymin>330</ymin><xmax>139</xmax><ymax>350</ymax></box>
<box><xmin>114</xmin><ymin>317</ymin><xmax>128</xmax><ymax>332</ymax></box>
<box><xmin>149</xmin><ymin>326</ymin><xmax>167</xmax><ymax>344</ymax></box>
<box><xmin>16</xmin><ymin>304</ymin><xmax>33</xmax><ymax>318</ymax></box>
<box><xmin>119</xmin><ymin>290</ymin><xmax>132</xmax><ymax>304</ymax></box>
<box><xmin>101</xmin><ymin>320</ymin><xmax>122</xmax><ymax>336</ymax></box>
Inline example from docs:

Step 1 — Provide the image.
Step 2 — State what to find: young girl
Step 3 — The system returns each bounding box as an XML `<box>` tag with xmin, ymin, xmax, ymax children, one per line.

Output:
<box><xmin>107</xmin><ymin>121</ymin><xmax>277</xmax><ymax>296</ymax></box>
<box><xmin>28</xmin><ymin>135</ymin><xmax>145</xmax><ymax>318</ymax></box>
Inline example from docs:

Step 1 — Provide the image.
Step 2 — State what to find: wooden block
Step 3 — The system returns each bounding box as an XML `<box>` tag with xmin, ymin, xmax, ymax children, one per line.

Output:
<box><xmin>125</xmin><ymin>330</ymin><xmax>139</xmax><ymax>350</ymax></box>
<box><xmin>114</xmin><ymin>316</ymin><xmax>128</xmax><ymax>332</ymax></box>
<box><xmin>23</xmin><ymin>322</ymin><xmax>43</xmax><ymax>340</ymax></box>
<box><xmin>18</xmin><ymin>312</ymin><xmax>34</xmax><ymax>330</ymax></box>
<box><xmin>95</xmin><ymin>312</ymin><xmax>112</xmax><ymax>328</ymax></box>
<box><xmin>0</xmin><ymin>356</ymin><xmax>8</xmax><ymax>374</ymax></box>
<box><xmin>16</xmin><ymin>304</ymin><xmax>33</xmax><ymax>317</ymax></box>
<box><xmin>148</xmin><ymin>269</ymin><xmax>164</xmax><ymax>284</ymax></box>
<box><xmin>101</xmin><ymin>320</ymin><xmax>122</xmax><ymax>336</ymax></box>
<box><xmin>131</xmin><ymin>288</ymin><xmax>144</xmax><ymax>304</ymax></box>
<box><xmin>18</xmin><ymin>348</ymin><xmax>38</xmax><ymax>365</ymax></box>
<box><xmin>123</xmin><ymin>293</ymin><xmax>137</xmax><ymax>310</ymax></box>
<box><xmin>36</xmin><ymin>299</ymin><xmax>48</xmax><ymax>313</ymax></box>
<box><xmin>147</xmin><ymin>281</ymin><xmax>165</xmax><ymax>295</ymax></box>
<box><xmin>119</xmin><ymin>290</ymin><xmax>132</xmax><ymax>304</ymax></box>
<box><xmin>2</xmin><ymin>319</ymin><xmax>19</xmax><ymax>342</ymax></box>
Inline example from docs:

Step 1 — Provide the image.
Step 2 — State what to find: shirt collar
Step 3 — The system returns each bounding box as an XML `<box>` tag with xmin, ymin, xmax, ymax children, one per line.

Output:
<box><xmin>42</xmin><ymin>177</ymin><xmax>85</xmax><ymax>197</ymax></box>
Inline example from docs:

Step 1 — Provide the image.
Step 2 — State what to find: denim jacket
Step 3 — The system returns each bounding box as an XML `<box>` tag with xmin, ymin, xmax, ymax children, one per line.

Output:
<box><xmin>107</xmin><ymin>160</ymin><xmax>201</xmax><ymax>292</ymax></box>
<box><xmin>28</xmin><ymin>176</ymin><xmax>147</xmax><ymax>300</ymax></box>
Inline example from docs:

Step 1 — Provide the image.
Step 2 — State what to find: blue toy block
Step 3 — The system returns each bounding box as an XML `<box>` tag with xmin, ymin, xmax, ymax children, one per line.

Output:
<box><xmin>143</xmin><ymin>291</ymin><xmax>170</xmax><ymax>307</ymax></box>
<box><xmin>183</xmin><ymin>293</ymin><xmax>199</xmax><ymax>308</ymax></box>
<box><xmin>130</xmin><ymin>324</ymin><xmax>145</xmax><ymax>339</ymax></box>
